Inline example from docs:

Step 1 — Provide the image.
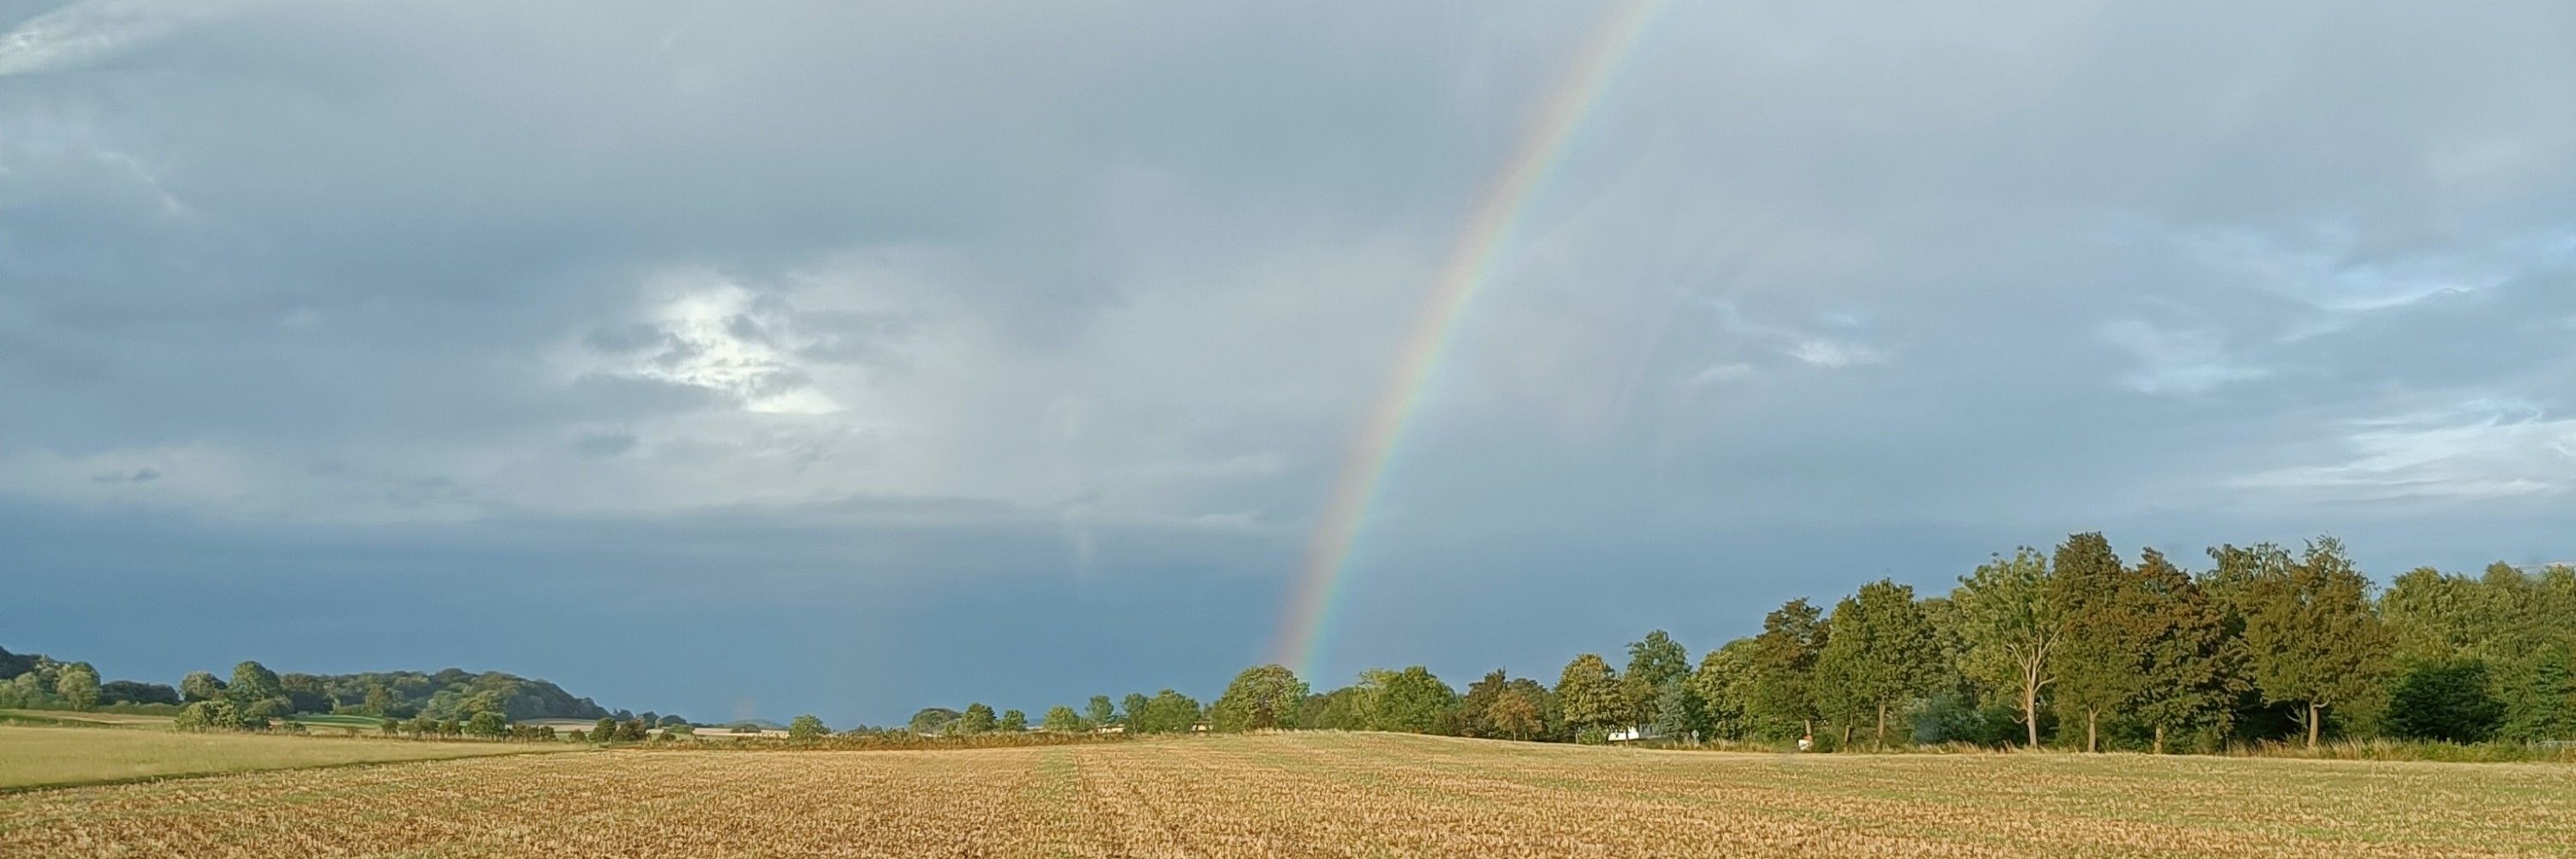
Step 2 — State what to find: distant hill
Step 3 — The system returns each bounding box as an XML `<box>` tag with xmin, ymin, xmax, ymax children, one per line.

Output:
<box><xmin>3</xmin><ymin>643</ymin><xmax>619</xmax><ymax>722</ymax></box>
<box><xmin>279</xmin><ymin>668</ymin><xmax>613</xmax><ymax>722</ymax></box>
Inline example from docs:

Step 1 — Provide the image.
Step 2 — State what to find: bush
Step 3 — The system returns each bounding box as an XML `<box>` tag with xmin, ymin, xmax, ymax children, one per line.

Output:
<box><xmin>175</xmin><ymin>700</ymin><xmax>241</xmax><ymax>731</ymax></box>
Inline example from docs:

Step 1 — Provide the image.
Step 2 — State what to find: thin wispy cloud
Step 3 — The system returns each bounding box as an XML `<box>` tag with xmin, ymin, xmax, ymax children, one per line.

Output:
<box><xmin>0</xmin><ymin>0</ymin><xmax>284</xmax><ymax>76</ymax></box>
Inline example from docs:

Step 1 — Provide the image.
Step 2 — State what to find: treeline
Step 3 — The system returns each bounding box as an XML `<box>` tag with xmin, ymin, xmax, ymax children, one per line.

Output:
<box><xmin>878</xmin><ymin>690</ymin><xmax>1211</xmax><ymax>740</ymax></box>
<box><xmin>1</xmin><ymin>648</ymin><xmax>160</xmax><ymax>711</ymax></box>
<box><xmin>2</xmin><ymin>649</ymin><xmax>625</xmax><ymax>730</ymax></box>
<box><xmin>205</xmin><ymin>667</ymin><xmax>614</xmax><ymax>722</ymax></box>
<box><xmin>890</xmin><ymin>533</ymin><xmax>2573</xmax><ymax>755</ymax></box>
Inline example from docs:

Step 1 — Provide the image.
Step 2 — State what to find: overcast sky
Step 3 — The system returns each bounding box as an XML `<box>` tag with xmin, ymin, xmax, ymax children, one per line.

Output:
<box><xmin>4</xmin><ymin>0</ymin><xmax>2573</xmax><ymax>725</ymax></box>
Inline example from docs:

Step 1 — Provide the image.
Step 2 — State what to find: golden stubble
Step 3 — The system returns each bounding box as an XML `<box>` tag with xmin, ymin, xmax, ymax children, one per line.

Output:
<box><xmin>3</xmin><ymin>733</ymin><xmax>2569</xmax><ymax>858</ymax></box>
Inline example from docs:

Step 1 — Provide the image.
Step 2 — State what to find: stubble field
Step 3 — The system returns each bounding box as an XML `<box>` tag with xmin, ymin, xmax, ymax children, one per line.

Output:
<box><xmin>0</xmin><ymin>726</ymin><xmax>563</xmax><ymax>791</ymax></box>
<box><xmin>3</xmin><ymin>732</ymin><xmax>2570</xmax><ymax>858</ymax></box>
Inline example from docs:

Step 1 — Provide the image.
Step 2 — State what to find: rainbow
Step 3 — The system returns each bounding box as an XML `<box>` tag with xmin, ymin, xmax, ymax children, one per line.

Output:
<box><xmin>1269</xmin><ymin>0</ymin><xmax>1669</xmax><ymax>676</ymax></box>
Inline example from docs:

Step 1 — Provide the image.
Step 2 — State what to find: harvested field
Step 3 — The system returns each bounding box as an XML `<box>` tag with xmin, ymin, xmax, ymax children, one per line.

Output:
<box><xmin>0</xmin><ymin>726</ymin><xmax>565</xmax><ymax>791</ymax></box>
<box><xmin>3</xmin><ymin>732</ymin><xmax>2569</xmax><ymax>857</ymax></box>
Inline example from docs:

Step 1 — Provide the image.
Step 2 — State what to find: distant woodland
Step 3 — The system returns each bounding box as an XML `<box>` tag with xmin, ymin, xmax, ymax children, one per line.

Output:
<box><xmin>0</xmin><ymin>650</ymin><xmax>620</xmax><ymax>728</ymax></box>
<box><xmin>896</xmin><ymin>534</ymin><xmax>2576</xmax><ymax>756</ymax></box>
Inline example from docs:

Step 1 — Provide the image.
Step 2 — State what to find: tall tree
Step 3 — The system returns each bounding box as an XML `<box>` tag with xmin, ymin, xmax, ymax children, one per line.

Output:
<box><xmin>2050</xmin><ymin>533</ymin><xmax>2148</xmax><ymax>752</ymax></box>
<box><xmin>2238</xmin><ymin>537</ymin><xmax>2394</xmax><ymax>747</ymax></box>
<box><xmin>1811</xmin><ymin>581</ymin><xmax>1941</xmax><ymax>748</ymax></box>
<box><xmin>788</xmin><ymin>714</ymin><xmax>829</xmax><ymax>740</ymax></box>
<box><xmin>999</xmin><ymin>710</ymin><xmax>1028</xmax><ymax>732</ymax></box>
<box><xmin>362</xmin><ymin>683</ymin><xmax>398</xmax><ymax>717</ymax></box>
<box><xmin>1623</xmin><ymin>630</ymin><xmax>1691</xmax><ymax>728</ymax></box>
<box><xmin>2129</xmin><ymin>548</ymin><xmax>2240</xmax><ymax>753</ymax></box>
<box><xmin>1121</xmin><ymin>693</ymin><xmax>1151</xmax><ymax>728</ymax></box>
<box><xmin>1086</xmin><ymin>695</ymin><xmax>1117</xmax><ymax>728</ymax></box>
<box><xmin>180</xmin><ymin>671</ymin><xmax>227</xmax><ymax>704</ymax></box>
<box><xmin>956</xmin><ymin>703</ymin><xmax>999</xmax><ymax>735</ymax></box>
<box><xmin>1648</xmin><ymin>679</ymin><xmax>1704</xmax><ymax>743</ymax></box>
<box><xmin>1460</xmin><ymin>670</ymin><xmax>1552</xmax><ymax>741</ymax></box>
<box><xmin>1952</xmin><ymin>547</ymin><xmax>2063</xmax><ymax>748</ymax></box>
<box><xmin>1485</xmin><ymin>680</ymin><xmax>1551</xmax><ymax>741</ymax></box>
<box><xmin>227</xmin><ymin>661</ymin><xmax>291</xmax><ymax>721</ymax></box>
<box><xmin>1211</xmin><ymin>664</ymin><xmax>1309</xmax><ymax>731</ymax></box>
<box><xmin>1358</xmin><ymin>667</ymin><xmax>1458</xmax><ymax>734</ymax></box>
<box><xmin>1136</xmin><ymin>689</ymin><xmax>1203</xmax><ymax>733</ymax></box>
<box><xmin>1744</xmin><ymin>599</ymin><xmax>1827</xmax><ymax>740</ymax></box>
<box><xmin>1042</xmin><ymin>705</ymin><xmax>1085</xmax><ymax>732</ymax></box>
<box><xmin>1554</xmin><ymin>654</ymin><xmax>1623</xmax><ymax>740</ymax></box>
<box><xmin>1690</xmin><ymin>639</ymin><xmax>1753</xmax><ymax>741</ymax></box>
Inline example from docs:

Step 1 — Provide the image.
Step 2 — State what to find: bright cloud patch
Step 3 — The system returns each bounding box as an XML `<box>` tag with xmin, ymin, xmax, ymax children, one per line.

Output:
<box><xmin>2233</xmin><ymin>401</ymin><xmax>2576</xmax><ymax>503</ymax></box>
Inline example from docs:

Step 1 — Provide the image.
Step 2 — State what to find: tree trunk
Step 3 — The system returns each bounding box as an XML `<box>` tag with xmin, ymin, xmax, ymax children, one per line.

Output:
<box><xmin>2021</xmin><ymin>685</ymin><xmax>2040</xmax><ymax>749</ymax></box>
<box><xmin>1874</xmin><ymin>703</ymin><xmax>1888</xmax><ymax>750</ymax></box>
<box><xmin>2306</xmin><ymin>703</ymin><xmax>2323</xmax><ymax>749</ymax></box>
<box><xmin>2085</xmin><ymin>709</ymin><xmax>2099</xmax><ymax>753</ymax></box>
<box><xmin>1839</xmin><ymin>722</ymin><xmax>1852</xmax><ymax>749</ymax></box>
<box><xmin>2152</xmin><ymin>724</ymin><xmax>2166</xmax><ymax>755</ymax></box>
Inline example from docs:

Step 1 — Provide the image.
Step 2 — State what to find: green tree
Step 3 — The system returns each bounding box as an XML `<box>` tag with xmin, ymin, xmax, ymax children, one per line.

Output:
<box><xmin>55</xmin><ymin>662</ymin><xmax>100</xmax><ymax>710</ymax></box>
<box><xmin>1131</xmin><ymin>690</ymin><xmax>1202</xmax><ymax>734</ymax></box>
<box><xmin>2386</xmin><ymin>661</ymin><xmax>2504</xmax><ymax>742</ymax></box>
<box><xmin>1623</xmin><ymin>630</ymin><xmax>1691</xmax><ymax>728</ymax></box>
<box><xmin>1042</xmin><ymin>705</ymin><xmax>1084</xmax><ymax>732</ymax></box>
<box><xmin>1812</xmin><ymin>581</ymin><xmax>1941</xmax><ymax>748</ymax></box>
<box><xmin>175</xmin><ymin>700</ymin><xmax>240</xmax><ymax>731</ymax></box>
<box><xmin>2506</xmin><ymin>643</ymin><xmax>2576</xmax><ymax>742</ymax></box>
<box><xmin>465</xmin><ymin>710</ymin><xmax>507</xmax><ymax>738</ymax></box>
<box><xmin>1690</xmin><ymin>639</ymin><xmax>1754</xmax><ymax>741</ymax></box>
<box><xmin>1498</xmin><ymin>678</ymin><xmax>1555</xmax><ymax>741</ymax></box>
<box><xmin>999</xmin><ymin>710</ymin><xmax>1027</xmax><ymax>732</ymax></box>
<box><xmin>1297</xmin><ymin>686</ymin><xmax>1368</xmax><ymax>731</ymax></box>
<box><xmin>1121</xmin><ymin>693</ymin><xmax>1151</xmax><ymax>728</ymax></box>
<box><xmin>1953</xmin><ymin>547</ymin><xmax>2063</xmax><ymax>748</ymax></box>
<box><xmin>908</xmin><ymin>707</ymin><xmax>962</xmax><ymax>735</ymax></box>
<box><xmin>592</xmin><ymin>716</ymin><xmax>617</xmax><ymax>741</ymax></box>
<box><xmin>1461</xmin><ymin>670</ymin><xmax>1553</xmax><ymax>741</ymax></box>
<box><xmin>226</xmin><ymin>661</ymin><xmax>291</xmax><ymax>722</ymax></box>
<box><xmin>1356</xmin><ymin>667</ymin><xmax>1457</xmax><ymax>734</ymax></box>
<box><xmin>788</xmin><ymin>714</ymin><xmax>829</xmax><ymax>740</ymax></box>
<box><xmin>180</xmin><ymin>671</ymin><xmax>226</xmax><ymax>704</ymax></box>
<box><xmin>2050</xmin><ymin>533</ymin><xmax>2149</xmax><ymax>752</ymax></box>
<box><xmin>1555</xmin><ymin>654</ymin><xmax>1623</xmax><ymax>740</ymax></box>
<box><xmin>2380</xmin><ymin>562</ymin><xmax>2576</xmax><ymax>743</ymax></box>
<box><xmin>1460</xmin><ymin>671</ymin><xmax>1504</xmax><ymax>737</ymax></box>
<box><xmin>1648</xmin><ymin>679</ymin><xmax>1704</xmax><ymax>743</ymax></box>
<box><xmin>1744</xmin><ymin>600</ymin><xmax>1828</xmax><ymax>740</ymax></box>
<box><xmin>362</xmin><ymin>683</ymin><xmax>398</xmax><ymax>717</ymax></box>
<box><xmin>7</xmin><ymin>669</ymin><xmax>43</xmax><ymax>702</ymax></box>
<box><xmin>2130</xmin><ymin>548</ymin><xmax>2240</xmax><ymax>753</ymax></box>
<box><xmin>956</xmin><ymin>704</ymin><xmax>998</xmax><ymax>735</ymax></box>
<box><xmin>2239</xmin><ymin>537</ymin><xmax>2394</xmax><ymax>747</ymax></box>
<box><xmin>1086</xmin><ymin>695</ymin><xmax>1117</xmax><ymax>728</ymax></box>
<box><xmin>1212</xmin><ymin>664</ymin><xmax>1309</xmax><ymax>732</ymax></box>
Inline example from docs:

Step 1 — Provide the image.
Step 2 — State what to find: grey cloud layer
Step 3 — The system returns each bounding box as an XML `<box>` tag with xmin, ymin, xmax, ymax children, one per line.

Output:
<box><xmin>3</xmin><ymin>0</ymin><xmax>2573</xmax><ymax>718</ymax></box>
